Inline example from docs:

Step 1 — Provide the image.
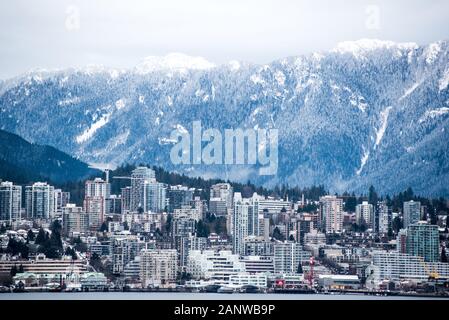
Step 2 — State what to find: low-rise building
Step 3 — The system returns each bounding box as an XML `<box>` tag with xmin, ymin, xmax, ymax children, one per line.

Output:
<box><xmin>367</xmin><ymin>251</ymin><xmax>449</xmax><ymax>286</ymax></box>
<box><xmin>318</xmin><ymin>275</ymin><xmax>361</xmax><ymax>290</ymax></box>
<box><xmin>187</xmin><ymin>250</ymin><xmax>245</xmax><ymax>284</ymax></box>
<box><xmin>241</xmin><ymin>255</ymin><xmax>274</xmax><ymax>274</ymax></box>
<box><xmin>228</xmin><ymin>273</ymin><xmax>267</xmax><ymax>288</ymax></box>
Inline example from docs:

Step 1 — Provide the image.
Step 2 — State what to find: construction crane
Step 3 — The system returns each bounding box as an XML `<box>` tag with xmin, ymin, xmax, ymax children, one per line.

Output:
<box><xmin>419</xmin><ymin>257</ymin><xmax>439</xmax><ymax>281</ymax></box>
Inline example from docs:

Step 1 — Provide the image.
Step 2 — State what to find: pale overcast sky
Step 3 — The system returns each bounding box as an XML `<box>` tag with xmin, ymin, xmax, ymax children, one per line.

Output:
<box><xmin>0</xmin><ymin>0</ymin><xmax>448</xmax><ymax>79</ymax></box>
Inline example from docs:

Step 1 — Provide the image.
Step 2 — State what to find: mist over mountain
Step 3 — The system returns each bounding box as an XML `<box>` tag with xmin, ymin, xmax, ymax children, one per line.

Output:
<box><xmin>0</xmin><ymin>39</ymin><xmax>448</xmax><ymax>196</ymax></box>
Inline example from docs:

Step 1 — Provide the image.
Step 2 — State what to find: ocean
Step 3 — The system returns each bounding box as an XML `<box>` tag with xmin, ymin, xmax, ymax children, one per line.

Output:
<box><xmin>0</xmin><ymin>292</ymin><xmax>443</xmax><ymax>300</ymax></box>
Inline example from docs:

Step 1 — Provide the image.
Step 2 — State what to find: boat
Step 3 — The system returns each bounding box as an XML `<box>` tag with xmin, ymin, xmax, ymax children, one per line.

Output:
<box><xmin>217</xmin><ymin>286</ymin><xmax>236</xmax><ymax>294</ymax></box>
<box><xmin>239</xmin><ymin>285</ymin><xmax>262</xmax><ymax>293</ymax></box>
<box><xmin>46</xmin><ymin>283</ymin><xmax>62</xmax><ymax>292</ymax></box>
<box><xmin>204</xmin><ymin>284</ymin><xmax>221</xmax><ymax>293</ymax></box>
<box><xmin>0</xmin><ymin>286</ymin><xmax>10</xmax><ymax>293</ymax></box>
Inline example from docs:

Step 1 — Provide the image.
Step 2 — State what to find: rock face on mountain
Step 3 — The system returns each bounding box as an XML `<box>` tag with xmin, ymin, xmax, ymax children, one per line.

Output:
<box><xmin>0</xmin><ymin>40</ymin><xmax>448</xmax><ymax>196</ymax></box>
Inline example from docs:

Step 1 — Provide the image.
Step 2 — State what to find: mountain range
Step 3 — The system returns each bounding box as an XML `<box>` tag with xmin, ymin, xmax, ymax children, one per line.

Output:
<box><xmin>0</xmin><ymin>129</ymin><xmax>99</xmax><ymax>184</ymax></box>
<box><xmin>0</xmin><ymin>39</ymin><xmax>448</xmax><ymax>196</ymax></box>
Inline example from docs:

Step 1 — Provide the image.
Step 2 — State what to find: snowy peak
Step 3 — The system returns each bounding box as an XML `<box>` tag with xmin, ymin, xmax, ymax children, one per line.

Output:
<box><xmin>135</xmin><ymin>53</ymin><xmax>216</xmax><ymax>74</ymax></box>
<box><xmin>332</xmin><ymin>39</ymin><xmax>418</xmax><ymax>58</ymax></box>
<box><xmin>1</xmin><ymin>40</ymin><xmax>449</xmax><ymax>197</ymax></box>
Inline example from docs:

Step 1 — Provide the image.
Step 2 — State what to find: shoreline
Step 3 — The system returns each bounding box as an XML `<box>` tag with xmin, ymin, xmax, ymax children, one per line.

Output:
<box><xmin>1</xmin><ymin>290</ymin><xmax>448</xmax><ymax>300</ymax></box>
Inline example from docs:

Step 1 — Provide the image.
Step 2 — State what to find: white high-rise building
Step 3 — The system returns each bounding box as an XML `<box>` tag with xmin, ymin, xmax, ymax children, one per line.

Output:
<box><xmin>403</xmin><ymin>200</ymin><xmax>421</xmax><ymax>228</ymax></box>
<box><xmin>233</xmin><ymin>198</ymin><xmax>258</xmax><ymax>255</ymax></box>
<box><xmin>355</xmin><ymin>201</ymin><xmax>374</xmax><ymax>228</ymax></box>
<box><xmin>179</xmin><ymin>235</ymin><xmax>208</xmax><ymax>268</ymax></box>
<box><xmin>62</xmin><ymin>204</ymin><xmax>89</xmax><ymax>236</ymax></box>
<box><xmin>0</xmin><ymin>182</ymin><xmax>22</xmax><ymax>223</ymax></box>
<box><xmin>112</xmin><ymin>235</ymin><xmax>146</xmax><ymax>275</ymax></box>
<box><xmin>85</xmin><ymin>177</ymin><xmax>110</xmax><ymax>199</ymax></box>
<box><xmin>84</xmin><ymin>178</ymin><xmax>110</xmax><ymax>228</ymax></box>
<box><xmin>406</xmin><ymin>221</ymin><xmax>439</xmax><ymax>262</ymax></box>
<box><xmin>209</xmin><ymin>183</ymin><xmax>233</xmax><ymax>216</ymax></box>
<box><xmin>140</xmin><ymin>249</ymin><xmax>178</xmax><ymax>287</ymax></box>
<box><xmin>121</xmin><ymin>186</ymin><xmax>131</xmax><ymax>213</ymax></box>
<box><xmin>130</xmin><ymin>167</ymin><xmax>156</xmax><ymax>212</ymax></box>
<box><xmin>25</xmin><ymin>182</ymin><xmax>55</xmax><ymax>219</ymax></box>
<box><xmin>54</xmin><ymin>189</ymin><xmax>70</xmax><ymax>217</ymax></box>
<box><xmin>273</xmin><ymin>242</ymin><xmax>310</xmax><ymax>274</ymax></box>
<box><xmin>377</xmin><ymin>201</ymin><xmax>392</xmax><ymax>234</ymax></box>
<box><xmin>144</xmin><ymin>181</ymin><xmax>166</xmax><ymax>213</ymax></box>
<box><xmin>319</xmin><ymin>196</ymin><xmax>343</xmax><ymax>233</ymax></box>
<box><xmin>84</xmin><ymin>196</ymin><xmax>105</xmax><ymax>229</ymax></box>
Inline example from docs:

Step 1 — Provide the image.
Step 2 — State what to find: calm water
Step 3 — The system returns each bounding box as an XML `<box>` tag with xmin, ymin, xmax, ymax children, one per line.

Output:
<box><xmin>0</xmin><ymin>292</ymin><xmax>444</xmax><ymax>300</ymax></box>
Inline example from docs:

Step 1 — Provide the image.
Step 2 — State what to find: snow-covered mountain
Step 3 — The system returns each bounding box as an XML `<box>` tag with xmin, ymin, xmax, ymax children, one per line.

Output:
<box><xmin>1</xmin><ymin>39</ymin><xmax>448</xmax><ymax>196</ymax></box>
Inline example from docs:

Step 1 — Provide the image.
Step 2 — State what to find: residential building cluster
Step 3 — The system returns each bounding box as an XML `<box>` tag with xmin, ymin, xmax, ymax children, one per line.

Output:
<box><xmin>0</xmin><ymin>168</ymin><xmax>448</xmax><ymax>294</ymax></box>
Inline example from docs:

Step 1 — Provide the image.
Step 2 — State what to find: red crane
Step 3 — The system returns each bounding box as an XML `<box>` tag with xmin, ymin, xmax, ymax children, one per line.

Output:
<box><xmin>308</xmin><ymin>256</ymin><xmax>314</xmax><ymax>287</ymax></box>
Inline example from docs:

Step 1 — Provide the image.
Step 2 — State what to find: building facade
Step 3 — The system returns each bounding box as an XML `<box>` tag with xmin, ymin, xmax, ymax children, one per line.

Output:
<box><xmin>140</xmin><ymin>249</ymin><xmax>178</xmax><ymax>287</ymax></box>
<box><xmin>25</xmin><ymin>182</ymin><xmax>55</xmax><ymax>219</ymax></box>
<box><xmin>406</xmin><ymin>222</ymin><xmax>439</xmax><ymax>262</ymax></box>
<box><xmin>403</xmin><ymin>200</ymin><xmax>421</xmax><ymax>228</ymax></box>
<box><xmin>319</xmin><ymin>196</ymin><xmax>343</xmax><ymax>233</ymax></box>
<box><xmin>0</xmin><ymin>182</ymin><xmax>22</xmax><ymax>223</ymax></box>
<box><xmin>130</xmin><ymin>167</ymin><xmax>156</xmax><ymax>212</ymax></box>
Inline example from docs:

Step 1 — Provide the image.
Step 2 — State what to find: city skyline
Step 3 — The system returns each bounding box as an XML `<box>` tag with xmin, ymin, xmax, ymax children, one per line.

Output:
<box><xmin>1</xmin><ymin>164</ymin><xmax>448</xmax><ymax>296</ymax></box>
<box><xmin>1</xmin><ymin>0</ymin><xmax>449</xmax><ymax>303</ymax></box>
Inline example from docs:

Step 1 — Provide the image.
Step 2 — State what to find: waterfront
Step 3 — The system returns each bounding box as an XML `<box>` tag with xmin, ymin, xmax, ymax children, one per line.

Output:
<box><xmin>0</xmin><ymin>292</ymin><xmax>445</xmax><ymax>300</ymax></box>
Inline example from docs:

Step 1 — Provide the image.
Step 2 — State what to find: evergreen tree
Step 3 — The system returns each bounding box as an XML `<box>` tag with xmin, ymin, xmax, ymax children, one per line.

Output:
<box><xmin>6</xmin><ymin>237</ymin><xmax>29</xmax><ymax>258</ymax></box>
<box><xmin>10</xmin><ymin>265</ymin><xmax>17</xmax><ymax>277</ymax></box>
<box><xmin>297</xmin><ymin>262</ymin><xmax>303</xmax><ymax>274</ymax></box>
<box><xmin>89</xmin><ymin>252</ymin><xmax>103</xmax><ymax>272</ymax></box>
<box><xmin>421</xmin><ymin>209</ymin><xmax>428</xmax><ymax>221</ymax></box>
<box><xmin>344</xmin><ymin>196</ymin><xmax>357</xmax><ymax>212</ymax></box>
<box><xmin>165</xmin><ymin>214</ymin><xmax>173</xmax><ymax>234</ymax></box>
<box><xmin>73</xmin><ymin>237</ymin><xmax>87</xmax><ymax>253</ymax></box>
<box><xmin>35</xmin><ymin>228</ymin><xmax>47</xmax><ymax>245</ymax></box>
<box><xmin>214</xmin><ymin>217</ymin><xmax>226</xmax><ymax>235</ymax></box>
<box><xmin>392</xmin><ymin>216</ymin><xmax>403</xmax><ymax>234</ymax></box>
<box><xmin>359</xmin><ymin>220</ymin><xmax>367</xmax><ymax>232</ymax></box>
<box><xmin>272</xmin><ymin>227</ymin><xmax>285</xmax><ymax>241</ymax></box>
<box><xmin>65</xmin><ymin>247</ymin><xmax>77</xmax><ymax>260</ymax></box>
<box><xmin>50</xmin><ymin>220</ymin><xmax>62</xmax><ymax>234</ymax></box>
<box><xmin>100</xmin><ymin>222</ymin><xmax>108</xmax><ymax>232</ymax></box>
<box><xmin>27</xmin><ymin>229</ymin><xmax>35</xmax><ymax>241</ymax></box>
<box><xmin>37</xmin><ymin>221</ymin><xmax>63</xmax><ymax>259</ymax></box>
<box><xmin>441</xmin><ymin>247</ymin><xmax>448</xmax><ymax>263</ymax></box>
<box><xmin>387</xmin><ymin>227</ymin><xmax>393</xmax><ymax>238</ymax></box>
<box><xmin>430</xmin><ymin>211</ymin><xmax>438</xmax><ymax>225</ymax></box>
<box><xmin>404</xmin><ymin>187</ymin><xmax>414</xmax><ymax>201</ymax></box>
<box><xmin>368</xmin><ymin>186</ymin><xmax>378</xmax><ymax>206</ymax></box>
<box><xmin>196</xmin><ymin>220</ymin><xmax>210</xmax><ymax>238</ymax></box>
